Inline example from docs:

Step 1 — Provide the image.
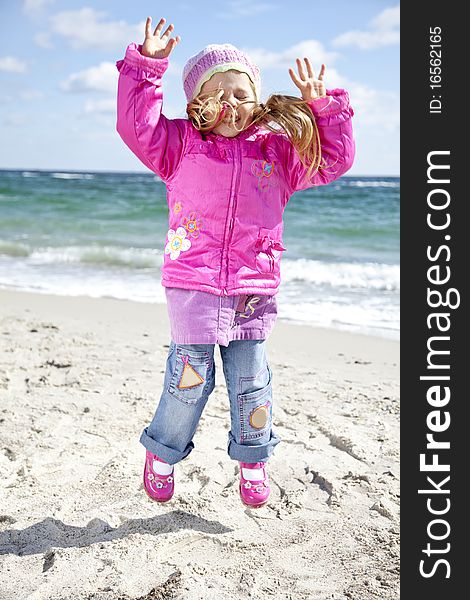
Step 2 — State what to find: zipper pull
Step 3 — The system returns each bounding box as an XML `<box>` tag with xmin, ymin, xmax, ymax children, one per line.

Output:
<box><xmin>229</xmin><ymin>217</ymin><xmax>234</xmax><ymax>230</ymax></box>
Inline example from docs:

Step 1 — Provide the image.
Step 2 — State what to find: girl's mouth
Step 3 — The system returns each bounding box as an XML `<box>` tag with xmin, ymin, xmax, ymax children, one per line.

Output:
<box><xmin>220</xmin><ymin>102</ymin><xmax>240</xmax><ymax>124</ymax></box>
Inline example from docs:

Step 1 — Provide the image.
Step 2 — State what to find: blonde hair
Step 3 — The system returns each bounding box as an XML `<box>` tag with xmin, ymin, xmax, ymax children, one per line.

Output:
<box><xmin>186</xmin><ymin>81</ymin><xmax>323</xmax><ymax>181</ymax></box>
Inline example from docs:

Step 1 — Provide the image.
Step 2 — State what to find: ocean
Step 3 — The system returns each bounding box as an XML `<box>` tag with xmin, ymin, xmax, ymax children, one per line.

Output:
<box><xmin>0</xmin><ymin>169</ymin><xmax>399</xmax><ymax>339</ymax></box>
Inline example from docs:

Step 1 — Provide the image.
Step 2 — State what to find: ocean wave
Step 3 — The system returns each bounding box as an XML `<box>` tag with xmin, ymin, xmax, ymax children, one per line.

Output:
<box><xmin>51</xmin><ymin>172</ymin><xmax>95</xmax><ymax>180</ymax></box>
<box><xmin>0</xmin><ymin>242</ymin><xmax>165</xmax><ymax>268</ymax></box>
<box><xmin>21</xmin><ymin>171</ymin><xmax>38</xmax><ymax>178</ymax></box>
<box><xmin>347</xmin><ymin>180</ymin><xmax>399</xmax><ymax>188</ymax></box>
<box><xmin>281</xmin><ymin>259</ymin><xmax>399</xmax><ymax>291</ymax></box>
<box><xmin>26</xmin><ymin>245</ymin><xmax>163</xmax><ymax>269</ymax></box>
<box><xmin>79</xmin><ymin>246</ymin><xmax>163</xmax><ymax>268</ymax></box>
<box><xmin>0</xmin><ymin>240</ymin><xmax>30</xmax><ymax>257</ymax></box>
<box><xmin>0</xmin><ymin>270</ymin><xmax>166</xmax><ymax>304</ymax></box>
<box><xmin>0</xmin><ymin>244</ymin><xmax>162</xmax><ymax>268</ymax></box>
<box><xmin>2</xmin><ymin>245</ymin><xmax>399</xmax><ymax>288</ymax></box>
<box><xmin>277</xmin><ymin>297</ymin><xmax>399</xmax><ymax>338</ymax></box>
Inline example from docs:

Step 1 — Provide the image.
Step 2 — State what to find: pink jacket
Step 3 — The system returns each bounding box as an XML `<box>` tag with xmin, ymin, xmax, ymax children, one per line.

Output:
<box><xmin>116</xmin><ymin>43</ymin><xmax>355</xmax><ymax>296</ymax></box>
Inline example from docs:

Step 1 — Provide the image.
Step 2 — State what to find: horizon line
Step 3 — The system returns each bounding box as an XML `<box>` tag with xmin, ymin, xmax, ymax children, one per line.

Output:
<box><xmin>0</xmin><ymin>167</ymin><xmax>400</xmax><ymax>178</ymax></box>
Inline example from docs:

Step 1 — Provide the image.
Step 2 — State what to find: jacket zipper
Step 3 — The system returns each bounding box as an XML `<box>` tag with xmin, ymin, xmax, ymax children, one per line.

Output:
<box><xmin>220</xmin><ymin>138</ymin><xmax>242</xmax><ymax>294</ymax></box>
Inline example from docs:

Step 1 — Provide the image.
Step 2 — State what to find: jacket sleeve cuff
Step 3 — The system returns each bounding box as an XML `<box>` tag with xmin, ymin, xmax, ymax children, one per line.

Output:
<box><xmin>116</xmin><ymin>42</ymin><xmax>169</xmax><ymax>78</ymax></box>
<box><xmin>307</xmin><ymin>89</ymin><xmax>354</xmax><ymax>122</ymax></box>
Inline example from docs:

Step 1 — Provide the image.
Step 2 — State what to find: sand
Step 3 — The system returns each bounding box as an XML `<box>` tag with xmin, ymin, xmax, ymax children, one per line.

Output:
<box><xmin>0</xmin><ymin>289</ymin><xmax>399</xmax><ymax>599</ymax></box>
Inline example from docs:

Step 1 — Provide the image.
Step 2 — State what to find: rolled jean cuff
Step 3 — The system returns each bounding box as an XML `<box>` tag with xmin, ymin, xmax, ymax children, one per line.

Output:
<box><xmin>139</xmin><ymin>427</ymin><xmax>194</xmax><ymax>465</ymax></box>
<box><xmin>227</xmin><ymin>430</ymin><xmax>281</xmax><ymax>462</ymax></box>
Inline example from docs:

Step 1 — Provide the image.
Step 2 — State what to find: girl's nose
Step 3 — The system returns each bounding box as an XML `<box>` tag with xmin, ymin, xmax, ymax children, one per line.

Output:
<box><xmin>224</xmin><ymin>93</ymin><xmax>237</xmax><ymax>107</ymax></box>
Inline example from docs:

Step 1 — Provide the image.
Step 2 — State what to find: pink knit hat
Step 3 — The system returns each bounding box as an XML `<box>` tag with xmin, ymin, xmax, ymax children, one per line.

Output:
<box><xmin>182</xmin><ymin>44</ymin><xmax>261</xmax><ymax>101</ymax></box>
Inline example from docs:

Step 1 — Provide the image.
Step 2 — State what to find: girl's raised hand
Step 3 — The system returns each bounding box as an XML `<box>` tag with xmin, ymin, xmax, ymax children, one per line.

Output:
<box><xmin>289</xmin><ymin>58</ymin><xmax>326</xmax><ymax>101</ymax></box>
<box><xmin>142</xmin><ymin>17</ymin><xmax>181</xmax><ymax>59</ymax></box>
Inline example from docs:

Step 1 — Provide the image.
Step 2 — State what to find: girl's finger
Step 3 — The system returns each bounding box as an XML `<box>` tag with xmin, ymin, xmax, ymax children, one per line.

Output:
<box><xmin>153</xmin><ymin>17</ymin><xmax>166</xmax><ymax>37</ymax></box>
<box><xmin>304</xmin><ymin>57</ymin><xmax>314</xmax><ymax>79</ymax></box>
<box><xmin>145</xmin><ymin>17</ymin><xmax>152</xmax><ymax>38</ymax></box>
<box><xmin>289</xmin><ymin>67</ymin><xmax>303</xmax><ymax>88</ymax></box>
<box><xmin>318</xmin><ymin>64</ymin><xmax>326</xmax><ymax>81</ymax></box>
<box><xmin>165</xmin><ymin>36</ymin><xmax>180</xmax><ymax>54</ymax></box>
<box><xmin>296</xmin><ymin>58</ymin><xmax>306</xmax><ymax>81</ymax></box>
<box><xmin>161</xmin><ymin>23</ymin><xmax>174</xmax><ymax>39</ymax></box>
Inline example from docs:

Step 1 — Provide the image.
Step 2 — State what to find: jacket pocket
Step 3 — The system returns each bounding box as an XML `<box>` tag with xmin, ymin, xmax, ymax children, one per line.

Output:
<box><xmin>168</xmin><ymin>346</ymin><xmax>213</xmax><ymax>405</ymax></box>
<box><xmin>254</xmin><ymin>225</ymin><xmax>286</xmax><ymax>275</ymax></box>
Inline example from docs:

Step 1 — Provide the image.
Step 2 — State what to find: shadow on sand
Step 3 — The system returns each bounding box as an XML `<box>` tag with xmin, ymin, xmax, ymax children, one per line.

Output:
<box><xmin>0</xmin><ymin>510</ymin><xmax>233</xmax><ymax>556</ymax></box>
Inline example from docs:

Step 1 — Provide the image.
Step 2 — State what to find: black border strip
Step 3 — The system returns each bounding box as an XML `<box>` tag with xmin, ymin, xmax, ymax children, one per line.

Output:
<box><xmin>401</xmin><ymin>2</ymin><xmax>464</xmax><ymax>596</ymax></box>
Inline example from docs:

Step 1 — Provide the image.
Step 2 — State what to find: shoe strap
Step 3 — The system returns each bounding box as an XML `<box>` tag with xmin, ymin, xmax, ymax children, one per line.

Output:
<box><xmin>152</xmin><ymin>460</ymin><xmax>174</xmax><ymax>476</ymax></box>
<box><xmin>241</xmin><ymin>466</ymin><xmax>265</xmax><ymax>481</ymax></box>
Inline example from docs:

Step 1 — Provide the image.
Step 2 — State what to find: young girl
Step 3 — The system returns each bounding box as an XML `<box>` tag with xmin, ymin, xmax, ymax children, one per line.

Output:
<box><xmin>116</xmin><ymin>16</ymin><xmax>354</xmax><ymax>508</ymax></box>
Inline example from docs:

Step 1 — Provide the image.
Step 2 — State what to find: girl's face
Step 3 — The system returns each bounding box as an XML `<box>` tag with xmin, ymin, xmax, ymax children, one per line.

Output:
<box><xmin>199</xmin><ymin>70</ymin><xmax>257</xmax><ymax>137</ymax></box>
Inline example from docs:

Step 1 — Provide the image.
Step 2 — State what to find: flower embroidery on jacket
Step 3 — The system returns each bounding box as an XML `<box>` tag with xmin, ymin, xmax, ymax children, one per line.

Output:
<box><xmin>174</xmin><ymin>202</ymin><xmax>182</xmax><ymax>214</ymax></box>
<box><xmin>251</xmin><ymin>160</ymin><xmax>275</xmax><ymax>190</ymax></box>
<box><xmin>182</xmin><ymin>211</ymin><xmax>202</xmax><ymax>239</ymax></box>
<box><xmin>165</xmin><ymin>227</ymin><xmax>191</xmax><ymax>260</ymax></box>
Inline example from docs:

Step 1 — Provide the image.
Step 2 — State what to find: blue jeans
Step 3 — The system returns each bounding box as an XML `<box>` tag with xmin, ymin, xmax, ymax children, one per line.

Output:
<box><xmin>140</xmin><ymin>339</ymin><xmax>281</xmax><ymax>464</ymax></box>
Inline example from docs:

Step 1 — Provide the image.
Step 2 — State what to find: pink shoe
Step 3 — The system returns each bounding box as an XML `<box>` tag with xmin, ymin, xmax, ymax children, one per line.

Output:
<box><xmin>143</xmin><ymin>450</ymin><xmax>174</xmax><ymax>502</ymax></box>
<box><xmin>239</xmin><ymin>461</ymin><xmax>270</xmax><ymax>508</ymax></box>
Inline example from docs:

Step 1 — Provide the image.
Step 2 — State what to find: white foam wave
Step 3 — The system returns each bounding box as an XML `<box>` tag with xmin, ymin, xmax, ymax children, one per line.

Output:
<box><xmin>0</xmin><ymin>240</ymin><xmax>30</xmax><ymax>257</ymax></box>
<box><xmin>51</xmin><ymin>172</ymin><xmax>95</xmax><ymax>180</ymax></box>
<box><xmin>347</xmin><ymin>180</ymin><xmax>399</xmax><ymax>188</ymax></box>
<box><xmin>281</xmin><ymin>259</ymin><xmax>399</xmax><ymax>291</ymax></box>
<box><xmin>21</xmin><ymin>171</ymin><xmax>38</xmax><ymax>178</ymax></box>
<box><xmin>27</xmin><ymin>245</ymin><xmax>163</xmax><ymax>269</ymax></box>
<box><xmin>277</xmin><ymin>295</ymin><xmax>399</xmax><ymax>339</ymax></box>
<box><xmin>0</xmin><ymin>262</ymin><xmax>166</xmax><ymax>304</ymax></box>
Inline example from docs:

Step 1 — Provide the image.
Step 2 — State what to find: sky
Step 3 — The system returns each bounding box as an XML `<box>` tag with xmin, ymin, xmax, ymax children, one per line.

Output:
<box><xmin>0</xmin><ymin>1</ymin><xmax>399</xmax><ymax>175</ymax></box>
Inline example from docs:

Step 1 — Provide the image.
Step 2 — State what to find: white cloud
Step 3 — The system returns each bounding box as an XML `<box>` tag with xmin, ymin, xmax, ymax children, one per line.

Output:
<box><xmin>23</xmin><ymin>0</ymin><xmax>55</xmax><ymax>16</ymax></box>
<box><xmin>332</xmin><ymin>5</ymin><xmax>400</xmax><ymax>50</ymax></box>
<box><xmin>372</xmin><ymin>5</ymin><xmax>400</xmax><ymax>30</ymax></box>
<box><xmin>83</xmin><ymin>98</ymin><xmax>116</xmax><ymax>115</ymax></box>
<box><xmin>61</xmin><ymin>57</ymin><xmax>182</xmax><ymax>121</ymax></box>
<box><xmin>347</xmin><ymin>83</ymin><xmax>399</xmax><ymax>132</ymax></box>
<box><xmin>244</xmin><ymin>40</ymin><xmax>337</xmax><ymax>70</ymax></box>
<box><xmin>60</xmin><ymin>62</ymin><xmax>117</xmax><ymax>94</ymax></box>
<box><xmin>0</xmin><ymin>56</ymin><xmax>28</xmax><ymax>74</ymax></box>
<box><xmin>333</xmin><ymin>29</ymin><xmax>399</xmax><ymax>50</ymax></box>
<box><xmin>49</xmin><ymin>8</ymin><xmax>144</xmax><ymax>52</ymax></box>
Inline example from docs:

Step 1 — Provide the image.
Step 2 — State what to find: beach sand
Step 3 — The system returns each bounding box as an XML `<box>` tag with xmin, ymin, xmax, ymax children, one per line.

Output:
<box><xmin>0</xmin><ymin>289</ymin><xmax>399</xmax><ymax>599</ymax></box>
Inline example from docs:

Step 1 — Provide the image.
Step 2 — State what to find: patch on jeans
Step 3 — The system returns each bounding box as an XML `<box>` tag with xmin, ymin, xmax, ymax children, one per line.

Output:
<box><xmin>250</xmin><ymin>406</ymin><xmax>269</xmax><ymax>429</ymax></box>
<box><xmin>178</xmin><ymin>357</ymin><xmax>205</xmax><ymax>389</ymax></box>
<box><xmin>249</xmin><ymin>404</ymin><xmax>269</xmax><ymax>429</ymax></box>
